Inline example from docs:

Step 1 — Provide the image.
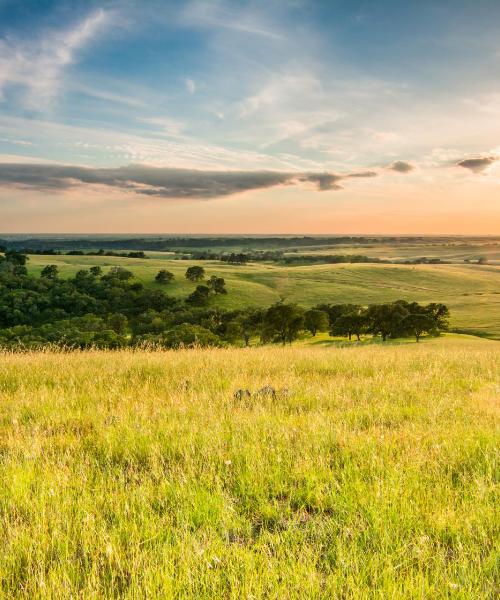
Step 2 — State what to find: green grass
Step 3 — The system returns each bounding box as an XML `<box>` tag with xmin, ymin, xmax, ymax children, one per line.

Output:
<box><xmin>0</xmin><ymin>335</ymin><xmax>498</xmax><ymax>598</ymax></box>
<box><xmin>27</xmin><ymin>255</ymin><xmax>500</xmax><ymax>338</ymax></box>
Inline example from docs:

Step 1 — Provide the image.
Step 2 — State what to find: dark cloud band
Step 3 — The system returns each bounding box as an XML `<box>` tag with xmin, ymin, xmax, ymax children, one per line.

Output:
<box><xmin>0</xmin><ymin>163</ymin><xmax>377</xmax><ymax>199</ymax></box>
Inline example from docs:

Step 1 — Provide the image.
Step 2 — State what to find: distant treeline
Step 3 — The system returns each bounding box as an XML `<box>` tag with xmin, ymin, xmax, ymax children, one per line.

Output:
<box><xmin>4</xmin><ymin>248</ymin><xmax>149</xmax><ymax>259</ymax></box>
<box><xmin>0</xmin><ymin>251</ymin><xmax>449</xmax><ymax>349</ymax></box>
<box><xmin>183</xmin><ymin>251</ymin><xmax>389</xmax><ymax>265</ymax></box>
<box><xmin>0</xmin><ymin>235</ymin><xmax>434</xmax><ymax>253</ymax></box>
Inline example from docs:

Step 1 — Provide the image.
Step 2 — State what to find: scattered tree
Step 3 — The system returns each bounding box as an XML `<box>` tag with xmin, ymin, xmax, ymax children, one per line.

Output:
<box><xmin>185</xmin><ymin>266</ymin><xmax>205</xmax><ymax>281</ymax></box>
<box><xmin>208</xmin><ymin>275</ymin><xmax>227</xmax><ymax>294</ymax></box>
<box><xmin>186</xmin><ymin>285</ymin><xmax>210</xmax><ymax>306</ymax></box>
<box><xmin>155</xmin><ymin>269</ymin><xmax>174</xmax><ymax>284</ymax></box>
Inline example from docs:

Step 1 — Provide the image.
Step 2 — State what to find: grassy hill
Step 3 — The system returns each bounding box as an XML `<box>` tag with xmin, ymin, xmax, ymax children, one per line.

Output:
<box><xmin>27</xmin><ymin>254</ymin><xmax>500</xmax><ymax>339</ymax></box>
<box><xmin>0</xmin><ymin>336</ymin><xmax>498</xmax><ymax>597</ymax></box>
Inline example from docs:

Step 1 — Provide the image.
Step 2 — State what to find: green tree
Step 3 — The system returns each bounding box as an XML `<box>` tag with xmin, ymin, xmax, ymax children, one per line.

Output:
<box><xmin>104</xmin><ymin>266</ymin><xmax>133</xmax><ymax>281</ymax></box>
<box><xmin>41</xmin><ymin>265</ymin><xmax>59</xmax><ymax>280</ymax></box>
<box><xmin>208</xmin><ymin>275</ymin><xmax>227</xmax><ymax>294</ymax></box>
<box><xmin>304</xmin><ymin>309</ymin><xmax>329</xmax><ymax>336</ymax></box>
<box><xmin>424</xmin><ymin>303</ymin><xmax>449</xmax><ymax>331</ymax></box>
<box><xmin>89</xmin><ymin>266</ymin><xmax>102</xmax><ymax>277</ymax></box>
<box><xmin>108</xmin><ymin>313</ymin><xmax>128</xmax><ymax>334</ymax></box>
<box><xmin>185</xmin><ymin>266</ymin><xmax>205</xmax><ymax>281</ymax></box>
<box><xmin>155</xmin><ymin>269</ymin><xmax>174</xmax><ymax>284</ymax></box>
<box><xmin>186</xmin><ymin>285</ymin><xmax>210</xmax><ymax>306</ymax></box>
<box><xmin>236</xmin><ymin>308</ymin><xmax>264</xmax><ymax>346</ymax></box>
<box><xmin>224</xmin><ymin>321</ymin><xmax>244</xmax><ymax>344</ymax></box>
<box><xmin>366</xmin><ymin>302</ymin><xmax>409</xmax><ymax>341</ymax></box>
<box><xmin>262</xmin><ymin>303</ymin><xmax>304</xmax><ymax>345</ymax></box>
<box><xmin>402</xmin><ymin>313</ymin><xmax>435</xmax><ymax>342</ymax></box>
<box><xmin>331</xmin><ymin>311</ymin><xmax>367</xmax><ymax>341</ymax></box>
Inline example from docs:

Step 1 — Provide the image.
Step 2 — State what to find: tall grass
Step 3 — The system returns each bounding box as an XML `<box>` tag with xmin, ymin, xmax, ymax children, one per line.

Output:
<box><xmin>0</xmin><ymin>338</ymin><xmax>498</xmax><ymax>598</ymax></box>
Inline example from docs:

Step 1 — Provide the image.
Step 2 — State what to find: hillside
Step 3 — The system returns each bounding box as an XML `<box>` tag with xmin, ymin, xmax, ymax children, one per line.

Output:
<box><xmin>27</xmin><ymin>255</ymin><xmax>500</xmax><ymax>339</ymax></box>
<box><xmin>0</xmin><ymin>336</ymin><xmax>498</xmax><ymax>597</ymax></box>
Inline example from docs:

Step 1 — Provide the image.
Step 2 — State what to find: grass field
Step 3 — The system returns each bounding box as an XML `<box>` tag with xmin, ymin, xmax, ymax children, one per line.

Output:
<box><xmin>27</xmin><ymin>254</ymin><xmax>500</xmax><ymax>339</ymax></box>
<box><xmin>0</xmin><ymin>335</ymin><xmax>498</xmax><ymax>598</ymax></box>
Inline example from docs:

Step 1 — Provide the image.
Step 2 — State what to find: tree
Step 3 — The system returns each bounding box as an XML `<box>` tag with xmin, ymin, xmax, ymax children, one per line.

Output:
<box><xmin>366</xmin><ymin>302</ymin><xmax>409</xmax><ymax>341</ymax></box>
<box><xmin>236</xmin><ymin>308</ymin><xmax>264</xmax><ymax>346</ymax></box>
<box><xmin>224</xmin><ymin>321</ymin><xmax>244</xmax><ymax>344</ymax></box>
<box><xmin>402</xmin><ymin>313</ymin><xmax>435</xmax><ymax>342</ymax></box>
<box><xmin>186</xmin><ymin>285</ymin><xmax>210</xmax><ymax>306</ymax></box>
<box><xmin>4</xmin><ymin>251</ymin><xmax>27</xmax><ymax>266</ymax></box>
<box><xmin>105</xmin><ymin>266</ymin><xmax>133</xmax><ymax>281</ymax></box>
<box><xmin>304</xmin><ymin>309</ymin><xmax>329</xmax><ymax>336</ymax></box>
<box><xmin>155</xmin><ymin>269</ymin><xmax>174</xmax><ymax>284</ymax></box>
<box><xmin>108</xmin><ymin>313</ymin><xmax>128</xmax><ymax>334</ymax></box>
<box><xmin>262</xmin><ymin>303</ymin><xmax>304</xmax><ymax>345</ymax></box>
<box><xmin>331</xmin><ymin>311</ymin><xmax>367</xmax><ymax>341</ymax></box>
<box><xmin>41</xmin><ymin>265</ymin><xmax>59</xmax><ymax>280</ymax></box>
<box><xmin>185</xmin><ymin>266</ymin><xmax>205</xmax><ymax>281</ymax></box>
<box><xmin>424</xmin><ymin>303</ymin><xmax>449</xmax><ymax>331</ymax></box>
<box><xmin>208</xmin><ymin>275</ymin><xmax>227</xmax><ymax>294</ymax></box>
<box><xmin>315</xmin><ymin>303</ymin><xmax>361</xmax><ymax>328</ymax></box>
<box><xmin>89</xmin><ymin>266</ymin><xmax>102</xmax><ymax>277</ymax></box>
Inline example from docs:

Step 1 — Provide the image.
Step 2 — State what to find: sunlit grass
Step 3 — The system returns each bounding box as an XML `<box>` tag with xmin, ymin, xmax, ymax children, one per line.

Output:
<box><xmin>0</xmin><ymin>336</ymin><xmax>498</xmax><ymax>598</ymax></box>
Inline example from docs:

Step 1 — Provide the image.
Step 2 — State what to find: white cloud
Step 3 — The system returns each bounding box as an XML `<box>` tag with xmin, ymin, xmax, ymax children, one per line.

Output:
<box><xmin>0</xmin><ymin>136</ymin><xmax>33</xmax><ymax>146</ymax></box>
<box><xmin>0</xmin><ymin>9</ymin><xmax>112</xmax><ymax>110</ymax></box>
<box><xmin>179</xmin><ymin>1</ymin><xmax>282</xmax><ymax>40</ymax></box>
<box><xmin>185</xmin><ymin>78</ymin><xmax>196</xmax><ymax>94</ymax></box>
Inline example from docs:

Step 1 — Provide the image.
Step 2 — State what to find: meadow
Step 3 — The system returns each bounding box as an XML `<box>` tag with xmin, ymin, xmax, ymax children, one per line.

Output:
<box><xmin>27</xmin><ymin>254</ymin><xmax>500</xmax><ymax>339</ymax></box>
<box><xmin>0</xmin><ymin>335</ymin><xmax>498</xmax><ymax>598</ymax></box>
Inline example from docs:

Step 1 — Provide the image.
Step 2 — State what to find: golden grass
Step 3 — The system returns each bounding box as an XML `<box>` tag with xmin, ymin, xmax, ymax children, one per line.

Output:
<box><xmin>0</xmin><ymin>337</ymin><xmax>499</xmax><ymax>598</ymax></box>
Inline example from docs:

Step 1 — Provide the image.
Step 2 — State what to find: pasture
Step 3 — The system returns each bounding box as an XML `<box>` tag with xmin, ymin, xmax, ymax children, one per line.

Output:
<box><xmin>0</xmin><ymin>336</ymin><xmax>498</xmax><ymax>597</ymax></box>
<box><xmin>27</xmin><ymin>254</ymin><xmax>500</xmax><ymax>339</ymax></box>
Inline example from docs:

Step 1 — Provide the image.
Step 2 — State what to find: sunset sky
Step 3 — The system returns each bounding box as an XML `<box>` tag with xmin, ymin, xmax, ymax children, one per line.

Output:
<box><xmin>0</xmin><ymin>0</ymin><xmax>499</xmax><ymax>233</ymax></box>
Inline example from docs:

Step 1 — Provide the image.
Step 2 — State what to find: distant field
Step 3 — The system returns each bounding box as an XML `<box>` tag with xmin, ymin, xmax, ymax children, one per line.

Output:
<box><xmin>0</xmin><ymin>336</ymin><xmax>498</xmax><ymax>597</ymax></box>
<box><xmin>290</xmin><ymin>242</ymin><xmax>500</xmax><ymax>264</ymax></box>
<box><xmin>27</xmin><ymin>254</ymin><xmax>500</xmax><ymax>339</ymax></box>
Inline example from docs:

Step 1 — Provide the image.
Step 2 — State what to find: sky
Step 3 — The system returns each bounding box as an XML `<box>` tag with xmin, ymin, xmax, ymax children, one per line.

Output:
<box><xmin>0</xmin><ymin>0</ymin><xmax>499</xmax><ymax>234</ymax></box>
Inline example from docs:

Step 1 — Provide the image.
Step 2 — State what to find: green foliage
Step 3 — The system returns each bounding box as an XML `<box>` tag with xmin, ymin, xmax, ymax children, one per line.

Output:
<box><xmin>40</xmin><ymin>264</ymin><xmax>59</xmax><ymax>279</ymax></box>
<box><xmin>185</xmin><ymin>265</ymin><xmax>205</xmax><ymax>281</ymax></box>
<box><xmin>0</xmin><ymin>253</ymin><xmax>452</xmax><ymax>349</ymax></box>
<box><xmin>303</xmin><ymin>308</ymin><xmax>329</xmax><ymax>336</ymax></box>
<box><xmin>207</xmin><ymin>275</ymin><xmax>227</xmax><ymax>294</ymax></box>
<box><xmin>155</xmin><ymin>269</ymin><xmax>174</xmax><ymax>284</ymax></box>
<box><xmin>262</xmin><ymin>302</ymin><xmax>305</xmax><ymax>345</ymax></box>
<box><xmin>186</xmin><ymin>285</ymin><xmax>210</xmax><ymax>306</ymax></box>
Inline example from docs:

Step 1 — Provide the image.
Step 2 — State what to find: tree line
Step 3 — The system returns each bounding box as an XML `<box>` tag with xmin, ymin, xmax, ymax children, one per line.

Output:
<box><xmin>0</xmin><ymin>251</ymin><xmax>449</xmax><ymax>349</ymax></box>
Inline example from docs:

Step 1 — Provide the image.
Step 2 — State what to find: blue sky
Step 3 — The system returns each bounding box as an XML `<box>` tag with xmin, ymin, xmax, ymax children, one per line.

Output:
<box><xmin>0</xmin><ymin>0</ymin><xmax>499</xmax><ymax>232</ymax></box>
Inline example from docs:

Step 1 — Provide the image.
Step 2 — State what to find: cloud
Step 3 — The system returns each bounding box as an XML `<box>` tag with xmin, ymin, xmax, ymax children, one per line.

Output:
<box><xmin>456</xmin><ymin>156</ymin><xmax>497</xmax><ymax>173</ymax></box>
<box><xmin>185</xmin><ymin>78</ymin><xmax>196</xmax><ymax>94</ymax></box>
<box><xmin>179</xmin><ymin>1</ymin><xmax>282</xmax><ymax>40</ymax></box>
<box><xmin>0</xmin><ymin>137</ymin><xmax>33</xmax><ymax>147</ymax></box>
<box><xmin>388</xmin><ymin>160</ymin><xmax>415</xmax><ymax>173</ymax></box>
<box><xmin>0</xmin><ymin>9</ymin><xmax>112</xmax><ymax>109</ymax></box>
<box><xmin>0</xmin><ymin>163</ymin><xmax>378</xmax><ymax>199</ymax></box>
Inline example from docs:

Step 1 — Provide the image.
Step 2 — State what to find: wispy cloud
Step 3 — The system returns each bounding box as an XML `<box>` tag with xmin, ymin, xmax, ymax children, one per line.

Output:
<box><xmin>0</xmin><ymin>8</ymin><xmax>112</xmax><ymax>109</ymax></box>
<box><xmin>179</xmin><ymin>1</ymin><xmax>282</xmax><ymax>40</ymax></box>
<box><xmin>0</xmin><ymin>136</ymin><xmax>33</xmax><ymax>147</ymax></box>
<box><xmin>185</xmin><ymin>78</ymin><xmax>196</xmax><ymax>94</ymax></box>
